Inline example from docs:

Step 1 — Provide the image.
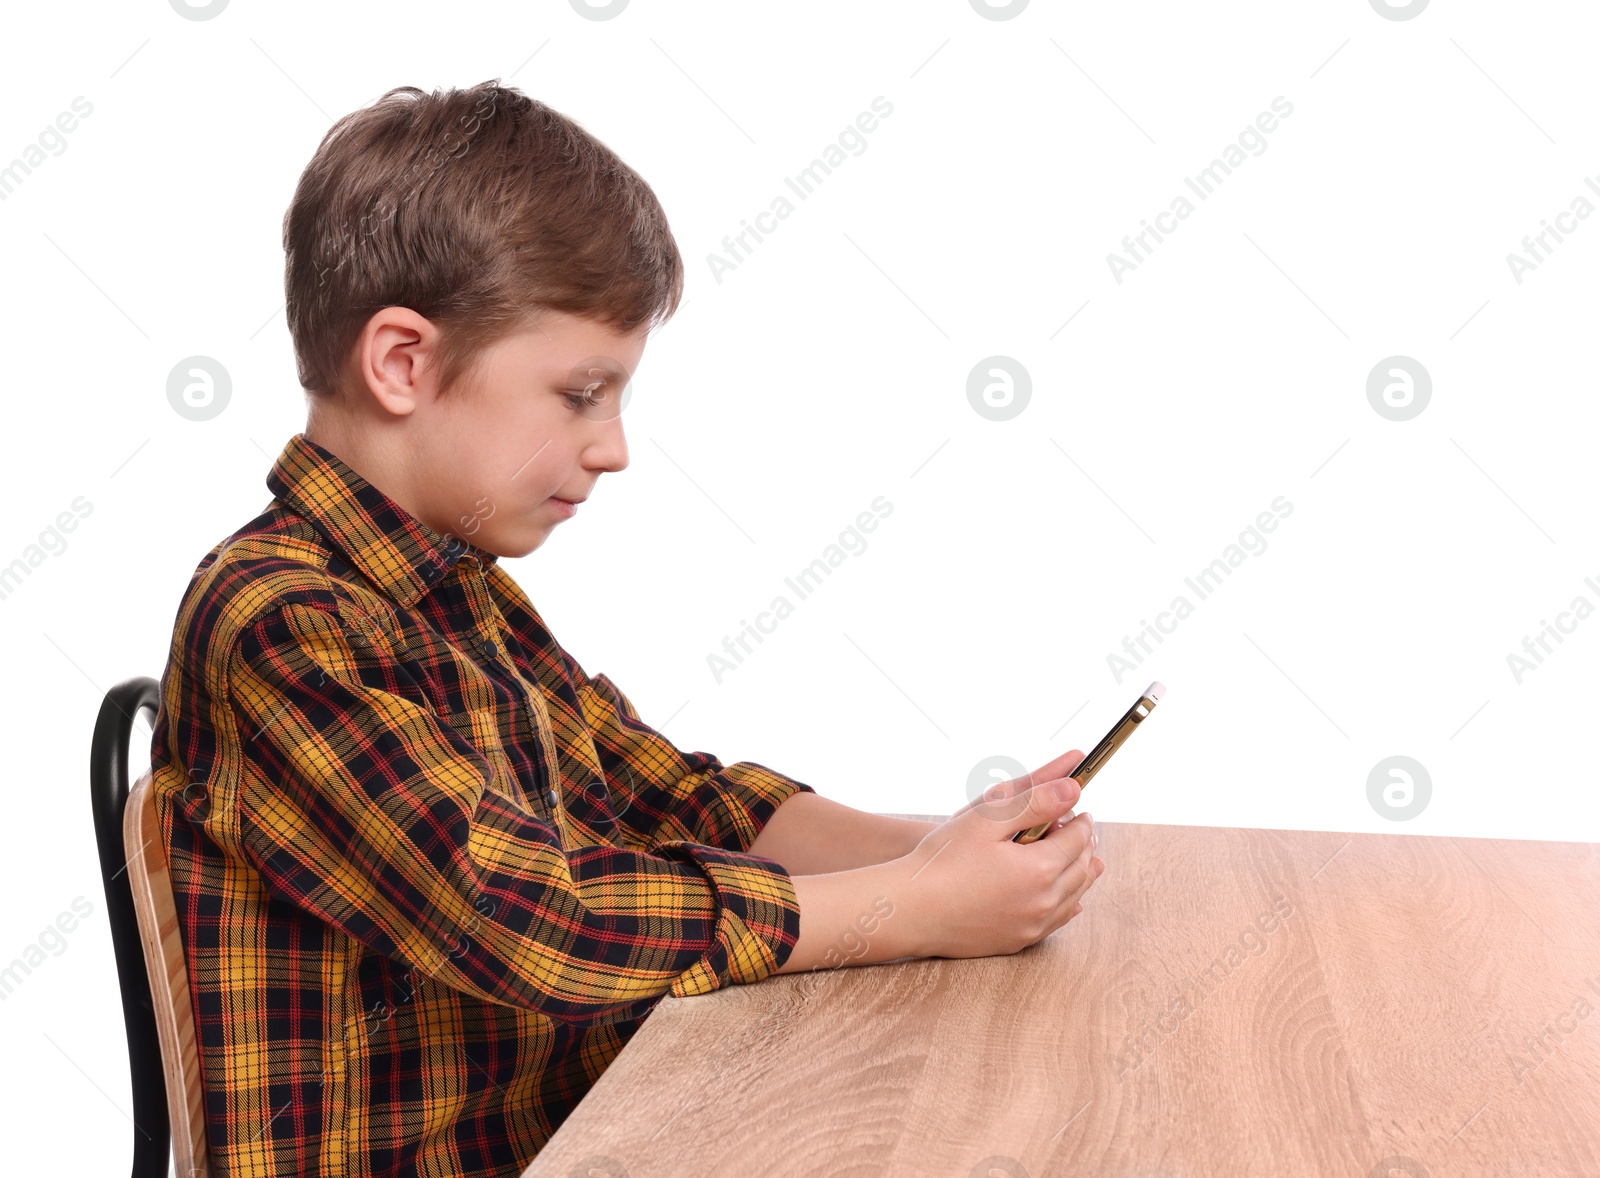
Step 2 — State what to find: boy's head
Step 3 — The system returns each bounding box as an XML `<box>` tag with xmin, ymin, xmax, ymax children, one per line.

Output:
<box><xmin>282</xmin><ymin>81</ymin><xmax>683</xmax><ymax>559</ymax></box>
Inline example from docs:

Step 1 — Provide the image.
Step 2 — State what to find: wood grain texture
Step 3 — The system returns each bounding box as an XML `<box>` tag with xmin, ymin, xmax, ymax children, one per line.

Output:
<box><xmin>524</xmin><ymin>823</ymin><xmax>1600</xmax><ymax>1178</ymax></box>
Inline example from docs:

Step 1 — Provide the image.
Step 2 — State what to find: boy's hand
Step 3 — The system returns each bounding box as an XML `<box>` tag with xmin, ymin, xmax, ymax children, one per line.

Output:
<box><xmin>952</xmin><ymin>747</ymin><xmax>1091</xmax><ymax>824</ymax></box>
<box><xmin>897</xmin><ymin>756</ymin><xmax>1103</xmax><ymax>959</ymax></box>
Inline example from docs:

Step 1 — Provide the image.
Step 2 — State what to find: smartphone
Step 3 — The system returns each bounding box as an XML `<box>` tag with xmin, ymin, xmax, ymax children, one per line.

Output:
<box><xmin>1011</xmin><ymin>681</ymin><xmax>1165</xmax><ymax>845</ymax></box>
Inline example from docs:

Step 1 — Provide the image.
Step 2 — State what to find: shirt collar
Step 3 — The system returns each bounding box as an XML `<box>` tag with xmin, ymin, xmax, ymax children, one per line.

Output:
<box><xmin>265</xmin><ymin>432</ymin><xmax>499</xmax><ymax>608</ymax></box>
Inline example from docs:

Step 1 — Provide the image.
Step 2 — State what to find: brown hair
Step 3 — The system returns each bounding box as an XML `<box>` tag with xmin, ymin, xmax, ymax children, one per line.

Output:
<box><xmin>283</xmin><ymin>81</ymin><xmax>683</xmax><ymax>400</ymax></box>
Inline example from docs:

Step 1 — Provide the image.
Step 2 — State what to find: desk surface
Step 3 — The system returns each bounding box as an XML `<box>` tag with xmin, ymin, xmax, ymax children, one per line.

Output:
<box><xmin>525</xmin><ymin>821</ymin><xmax>1600</xmax><ymax>1178</ymax></box>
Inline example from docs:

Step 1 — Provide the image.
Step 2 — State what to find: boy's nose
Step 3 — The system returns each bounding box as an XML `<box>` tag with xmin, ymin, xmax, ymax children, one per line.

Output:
<box><xmin>589</xmin><ymin>418</ymin><xmax>628</xmax><ymax>474</ymax></box>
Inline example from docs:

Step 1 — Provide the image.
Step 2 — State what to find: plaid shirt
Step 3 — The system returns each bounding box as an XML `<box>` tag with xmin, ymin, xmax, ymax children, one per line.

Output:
<box><xmin>148</xmin><ymin>432</ymin><xmax>811</xmax><ymax>1178</ymax></box>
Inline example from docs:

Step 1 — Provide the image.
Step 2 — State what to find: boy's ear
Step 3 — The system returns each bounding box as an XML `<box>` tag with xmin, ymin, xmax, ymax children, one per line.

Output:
<box><xmin>352</xmin><ymin>306</ymin><xmax>443</xmax><ymax>418</ymax></box>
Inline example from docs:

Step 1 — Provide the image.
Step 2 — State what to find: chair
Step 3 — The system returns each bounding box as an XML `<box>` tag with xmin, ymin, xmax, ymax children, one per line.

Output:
<box><xmin>90</xmin><ymin>676</ymin><xmax>211</xmax><ymax>1178</ymax></box>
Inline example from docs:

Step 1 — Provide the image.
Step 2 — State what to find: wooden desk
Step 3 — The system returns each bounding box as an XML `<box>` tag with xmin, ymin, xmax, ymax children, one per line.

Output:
<box><xmin>524</xmin><ymin>822</ymin><xmax>1600</xmax><ymax>1177</ymax></box>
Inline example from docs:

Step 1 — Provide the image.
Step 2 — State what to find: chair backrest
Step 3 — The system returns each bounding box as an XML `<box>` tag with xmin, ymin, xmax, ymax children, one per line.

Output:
<box><xmin>125</xmin><ymin>768</ymin><xmax>211</xmax><ymax>1177</ymax></box>
<box><xmin>89</xmin><ymin>676</ymin><xmax>210</xmax><ymax>1178</ymax></box>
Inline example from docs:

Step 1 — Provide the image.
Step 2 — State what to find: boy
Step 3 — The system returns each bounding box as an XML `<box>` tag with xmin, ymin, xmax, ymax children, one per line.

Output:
<box><xmin>148</xmin><ymin>81</ymin><xmax>1101</xmax><ymax>1178</ymax></box>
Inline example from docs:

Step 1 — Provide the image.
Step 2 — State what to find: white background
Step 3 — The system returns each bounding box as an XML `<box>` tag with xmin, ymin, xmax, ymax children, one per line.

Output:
<box><xmin>1</xmin><ymin>0</ymin><xmax>1596</xmax><ymax>1170</ymax></box>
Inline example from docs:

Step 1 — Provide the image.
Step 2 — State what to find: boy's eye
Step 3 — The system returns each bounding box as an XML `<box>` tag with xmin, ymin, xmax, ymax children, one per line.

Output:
<box><xmin>558</xmin><ymin>367</ymin><xmax>627</xmax><ymax>421</ymax></box>
<box><xmin>563</xmin><ymin>385</ymin><xmax>612</xmax><ymax>413</ymax></box>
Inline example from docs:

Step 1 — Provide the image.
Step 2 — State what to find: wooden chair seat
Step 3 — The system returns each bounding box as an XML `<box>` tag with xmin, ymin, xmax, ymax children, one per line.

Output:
<box><xmin>123</xmin><ymin>769</ymin><xmax>211</xmax><ymax>1176</ymax></box>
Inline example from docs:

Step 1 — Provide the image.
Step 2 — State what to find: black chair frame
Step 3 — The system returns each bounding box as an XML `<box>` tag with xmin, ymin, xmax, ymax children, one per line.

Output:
<box><xmin>89</xmin><ymin>675</ymin><xmax>171</xmax><ymax>1178</ymax></box>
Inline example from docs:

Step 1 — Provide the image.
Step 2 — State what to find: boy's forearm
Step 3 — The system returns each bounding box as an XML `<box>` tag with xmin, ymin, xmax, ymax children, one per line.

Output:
<box><xmin>747</xmin><ymin>790</ymin><xmax>941</xmax><ymax>876</ymax></box>
<box><xmin>772</xmin><ymin>858</ymin><xmax>927</xmax><ymax>975</ymax></box>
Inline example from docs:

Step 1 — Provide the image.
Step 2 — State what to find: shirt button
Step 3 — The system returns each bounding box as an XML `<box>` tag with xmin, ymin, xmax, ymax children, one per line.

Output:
<box><xmin>483</xmin><ymin>640</ymin><xmax>498</xmax><ymax>658</ymax></box>
<box><xmin>547</xmin><ymin>789</ymin><xmax>559</xmax><ymax>808</ymax></box>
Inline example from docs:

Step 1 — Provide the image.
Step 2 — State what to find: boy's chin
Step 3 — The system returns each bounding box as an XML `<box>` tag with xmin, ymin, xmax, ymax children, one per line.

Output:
<box><xmin>483</xmin><ymin>526</ymin><xmax>551</xmax><ymax>560</ymax></box>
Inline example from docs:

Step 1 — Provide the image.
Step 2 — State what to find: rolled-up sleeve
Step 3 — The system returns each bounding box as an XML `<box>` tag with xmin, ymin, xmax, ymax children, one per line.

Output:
<box><xmin>220</xmin><ymin>603</ymin><xmax>802</xmax><ymax>1020</ymax></box>
<box><xmin>556</xmin><ymin>648</ymin><xmax>815</xmax><ymax>856</ymax></box>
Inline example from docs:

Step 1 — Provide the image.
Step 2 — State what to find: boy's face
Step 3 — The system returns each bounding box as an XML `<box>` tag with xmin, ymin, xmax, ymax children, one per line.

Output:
<box><xmin>320</xmin><ymin>307</ymin><xmax>646</xmax><ymax>560</ymax></box>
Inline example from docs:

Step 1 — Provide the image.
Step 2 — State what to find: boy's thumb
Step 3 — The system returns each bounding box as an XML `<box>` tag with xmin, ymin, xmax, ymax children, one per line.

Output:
<box><xmin>997</xmin><ymin>777</ymin><xmax>1073</xmax><ymax>840</ymax></box>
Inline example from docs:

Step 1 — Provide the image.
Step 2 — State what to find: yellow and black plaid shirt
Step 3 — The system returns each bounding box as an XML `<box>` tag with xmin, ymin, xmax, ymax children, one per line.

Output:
<box><xmin>148</xmin><ymin>432</ymin><xmax>811</xmax><ymax>1177</ymax></box>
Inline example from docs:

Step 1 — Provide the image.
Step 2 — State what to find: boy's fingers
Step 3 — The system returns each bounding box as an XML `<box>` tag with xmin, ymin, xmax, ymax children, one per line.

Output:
<box><xmin>991</xmin><ymin>777</ymin><xmax>1077</xmax><ymax>839</ymax></box>
<box><xmin>1044</xmin><ymin>812</ymin><xmax>1097</xmax><ymax>873</ymax></box>
<box><xmin>960</xmin><ymin>750</ymin><xmax>1084</xmax><ymax>817</ymax></box>
<box><xmin>1047</xmin><ymin>840</ymin><xmax>1099</xmax><ymax>912</ymax></box>
<box><xmin>1064</xmin><ymin>847</ymin><xmax>1101</xmax><ymax>901</ymax></box>
<box><xmin>1026</xmin><ymin>749</ymin><xmax>1085</xmax><ymax>789</ymax></box>
<box><xmin>969</xmin><ymin>773</ymin><xmax>1079</xmax><ymax>826</ymax></box>
<box><xmin>1062</xmin><ymin>825</ymin><xmax>1100</xmax><ymax>877</ymax></box>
